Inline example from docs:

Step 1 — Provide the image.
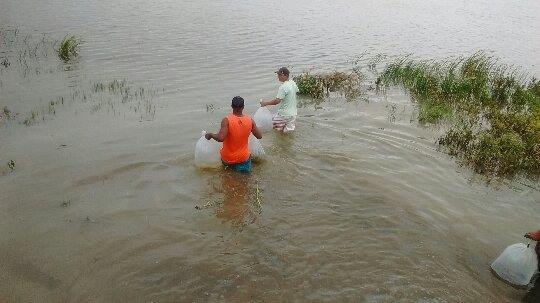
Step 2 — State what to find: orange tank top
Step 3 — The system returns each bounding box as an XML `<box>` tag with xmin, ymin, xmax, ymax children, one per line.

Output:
<box><xmin>220</xmin><ymin>114</ymin><xmax>252</xmax><ymax>164</ymax></box>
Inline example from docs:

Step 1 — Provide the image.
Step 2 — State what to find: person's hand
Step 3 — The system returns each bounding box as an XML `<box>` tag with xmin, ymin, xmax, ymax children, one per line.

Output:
<box><xmin>260</xmin><ymin>99</ymin><xmax>266</xmax><ymax>107</ymax></box>
<box><xmin>524</xmin><ymin>230</ymin><xmax>540</xmax><ymax>241</ymax></box>
<box><xmin>205</xmin><ymin>133</ymin><xmax>212</xmax><ymax>140</ymax></box>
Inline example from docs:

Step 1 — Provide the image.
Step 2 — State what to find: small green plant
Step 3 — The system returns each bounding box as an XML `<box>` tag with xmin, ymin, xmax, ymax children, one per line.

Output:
<box><xmin>57</xmin><ymin>35</ymin><xmax>80</xmax><ymax>62</ymax></box>
<box><xmin>7</xmin><ymin>160</ymin><xmax>15</xmax><ymax>171</ymax></box>
<box><xmin>2</xmin><ymin>106</ymin><xmax>12</xmax><ymax>119</ymax></box>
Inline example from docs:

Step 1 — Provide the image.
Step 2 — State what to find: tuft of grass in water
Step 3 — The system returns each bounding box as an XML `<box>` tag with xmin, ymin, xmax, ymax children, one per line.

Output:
<box><xmin>2</xmin><ymin>106</ymin><xmax>12</xmax><ymax>119</ymax></box>
<box><xmin>7</xmin><ymin>160</ymin><xmax>15</xmax><ymax>171</ymax></box>
<box><xmin>57</xmin><ymin>35</ymin><xmax>80</xmax><ymax>62</ymax></box>
<box><xmin>377</xmin><ymin>52</ymin><xmax>540</xmax><ymax>179</ymax></box>
<box><xmin>294</xmin><ymin>71</ymin><xmax>363</xmax><ymax>100</ymax></box>
<box><xmin>22</xmin><ymin>110</ymin><xmax>38</xmax><ymax>126</ymax></box>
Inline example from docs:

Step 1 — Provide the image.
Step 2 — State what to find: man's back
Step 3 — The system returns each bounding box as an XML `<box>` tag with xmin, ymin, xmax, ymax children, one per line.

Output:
<box><xmin>220</xmin><ymin>114</ymin><xmax>252</xmax><ymax>164</ymax></box>
<box><xmin>277</xmin><ymin>80</ymin><xmax>299</xmax><ymax>117</ymax></box>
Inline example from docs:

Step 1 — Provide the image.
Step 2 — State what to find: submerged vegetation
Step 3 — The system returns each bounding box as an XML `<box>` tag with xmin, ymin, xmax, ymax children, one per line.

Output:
<box><xmin>0</xmin><ymin>28</ymin><xmax>161</xmax><ymax>126</ymax></box>
<box><xmin>57</xmin><ymin>35</ymin><xmax>80</xmax><ymax>62</ymax></box>
<box><xmin>90</xmin><ymin>79</ymin><xmax>158</xmax><ymax>120</ymax></box>
<box><xmin>0</xmin><ymin>27</ymin><xmax>58</xmax><ymax>80</ymax></box>
<box><xmin>7</xmin><ymin>160</ymin><xmax>15</xmax><ymax>171</ymax></box>
<box><xmin>294</xmin><ymin>70</ymin><xmax>364</xmax><ymax>100</ymax></box>
<box><xmin>0</xmin><ymin>160</ymin><xmax>16</xmax><ymax>176</ymax></box>
<box><xmin>377</xmin><ymin>52</ymin><xmax>540</xmax><ymax>178</ymax></box>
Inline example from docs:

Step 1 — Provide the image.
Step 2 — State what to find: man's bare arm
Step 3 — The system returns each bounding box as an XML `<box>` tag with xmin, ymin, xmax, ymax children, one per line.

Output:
<box><xmin>205</xmin><ymin>118</ymin><xmax>228</xmax><ymax>142</ymax></box>
<box><xmin>260</xmin><ymin>98</ymin><xmax>282</xmax><ymax>107</ymax></box>
<box><xmin>251</xmin><ymin>119</ymin><xmax>263</xmax><ymax>139</ymax></box>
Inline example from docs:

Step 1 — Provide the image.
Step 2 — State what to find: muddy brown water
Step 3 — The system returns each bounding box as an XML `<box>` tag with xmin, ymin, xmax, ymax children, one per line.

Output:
<box><xmin>1</xmin><ymin>0</ymin><xmax>540</xmax><ymax>302</ymax></box>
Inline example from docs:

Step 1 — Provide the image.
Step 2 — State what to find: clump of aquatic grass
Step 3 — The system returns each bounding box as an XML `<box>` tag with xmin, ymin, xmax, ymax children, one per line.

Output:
<box><xmin>1</xmin><ymin>106</ymin><xmax>15</xmax><ymax>126</ymax></box>
<box><xmin>57</xmin><ymin>35</ymin><xmax>80</xmax><ymax>62</ymax></box>
<box><xmin>22</xmin><ymin>110</ymin><xmax>39</xmax><ymax>126</ymax></box>
<box><xmin>2</xmin><ymin>106</ymin><xmax>12</xmax><ymax>119</ymax></box>
<box><xmin>377</xmin><ymin>52</ymin><xmax>540</xmax><ymax>178</ymax></box>
<box><xmin>294</xmin><ymin>71</ymin><xmax>363</xmax><ymax>100</ymax></box>
<box><xmin>1</xmin><ymin>57</ymin><xmax>10</xmax><ymax>68</ymax></box>
<box><xmin>294</xmin><ymin>73</ymin><xmax>324</xmax><ymax>99</ymax></box>
<box><xmin>7</xmin><ymin>160</ymin><xmax>15</xmax><ymax>171</ymax></box>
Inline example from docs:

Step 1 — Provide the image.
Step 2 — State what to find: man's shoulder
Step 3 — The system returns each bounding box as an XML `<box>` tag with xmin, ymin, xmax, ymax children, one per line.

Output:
<box><xmin>289</xmin><ymin>80</ymin><xmax>298</xmax><ymax>91</ymax></box>
<box><xmin>279</xmin><ymin>81</ymin><xmax>292</xmax><ymax>92</ymax></box>
<box><xmin>284</xmin><ymin>80</ymin><xmax>298</xmax><ymax>89</ymax></box>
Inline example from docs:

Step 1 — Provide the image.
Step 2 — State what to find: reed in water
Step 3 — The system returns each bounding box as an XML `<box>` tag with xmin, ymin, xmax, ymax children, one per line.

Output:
<box><xmin>377</xmin><ymin>52</ymin><xmax>540</xmax><ymax>179</ymax></box>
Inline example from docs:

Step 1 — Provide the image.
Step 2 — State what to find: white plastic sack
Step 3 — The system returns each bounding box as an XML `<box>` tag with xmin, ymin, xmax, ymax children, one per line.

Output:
<box><xmin>248</xmin><ymin>134</ymin><xmax>265</xmax><ymax>159</ymax></box>
<box><xmin>253</xmin><ymin>107</ymin><xmax>273</xmax><ymax>132</ymax></box>
<box><xmin>491</xmin><ymin>241</ymin><xmax>538</xmax><ymax>286</ymax></box>
<box><xmin>194</xmin><ymin>131</ymin><xmax>222</xmax><ymax>168</ymax></box>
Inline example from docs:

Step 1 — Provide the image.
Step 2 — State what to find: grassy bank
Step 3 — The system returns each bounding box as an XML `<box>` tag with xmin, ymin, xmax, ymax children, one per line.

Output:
<box><xmin>376</xmin><ymin>53</ymin><xmax>540</xmax><ymax>178</ymax></box>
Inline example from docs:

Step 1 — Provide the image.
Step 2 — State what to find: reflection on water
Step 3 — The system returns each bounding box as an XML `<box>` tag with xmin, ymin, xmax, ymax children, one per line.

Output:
<box><xmin>207</xmin><ymin>171</ymin><xmax>262</xmax><ymax>230</ymax></box>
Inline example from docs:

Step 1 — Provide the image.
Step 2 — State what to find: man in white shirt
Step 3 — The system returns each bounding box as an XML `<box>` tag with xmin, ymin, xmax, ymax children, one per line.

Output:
<box><xmin>260</xmin><ymin>67</ymin><xmax>299</xmax><ymax>133</ymax></box>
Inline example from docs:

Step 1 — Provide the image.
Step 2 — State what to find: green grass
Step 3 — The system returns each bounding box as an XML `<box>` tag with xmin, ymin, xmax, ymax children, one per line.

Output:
<box><xmin>294</xmin><ymin>71</ymin><xmax>363</xmax><ymax>100</ymax></box>
<box><xmin>2</xmin><ymin>106</ymin><xmax>12</xmax><ymax>118</ymax></box>
<box><xmin>57</xmin><ymin>35</ymin><xmax>80</xmax><ymax>62</ymax></box>
<box><xmin>294</xmin><ymin>73</ymin><xmax>324</xmax><ymax>99</ymax></box>
<box><xmin>418</xmin><ymin>102</ymin><xmax>453</xmax><ymax>124</ymax></box>
<box><xmin>377</xmin><ymin>52</ymin><xmax>540</xmax><ymax>179</ymax></box>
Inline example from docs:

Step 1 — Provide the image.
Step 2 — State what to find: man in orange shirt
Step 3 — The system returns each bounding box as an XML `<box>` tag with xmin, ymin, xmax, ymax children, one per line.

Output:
<box><xmin>525</xmin><ymin>230</ymin><xmax>540</xmax><ymax>271</ymax></box>
<box><xmin>205</xmin><ymin>96</ymin><xmax>262</xmax><ymax>172</ymax></box>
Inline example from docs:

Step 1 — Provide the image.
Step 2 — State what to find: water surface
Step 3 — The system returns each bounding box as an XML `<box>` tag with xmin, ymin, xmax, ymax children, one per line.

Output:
<box><xmin>1</xmin><ymin>0</ymin><xmax>540</xmax><ymax>301</ymax></box>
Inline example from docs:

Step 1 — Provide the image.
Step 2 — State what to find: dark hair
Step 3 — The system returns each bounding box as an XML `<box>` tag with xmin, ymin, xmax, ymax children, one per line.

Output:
<box><xmin>231</xmin><ymin>96</ymin><xmax>244</xmax><ymax>108</ymax></box>
<box><xmin>277</xmin><ymin>67</ymin><xmax>290</xmax><ymax>76</ymax></box>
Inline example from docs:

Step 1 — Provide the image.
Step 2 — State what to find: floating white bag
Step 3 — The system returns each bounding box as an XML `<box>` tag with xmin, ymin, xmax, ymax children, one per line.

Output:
<box><xmin>491</xmin><ymin>241</ymin><xmax>538</xmax><ymax>286</ymax></box>
<box><xmin>253</xmin><ymin>107</ymin><xmax>273</xmax><ymax>132</ymax></box>
<box><xmin>194</xmin><ymin>131</ymin><xmax>222</xmax><ymax>168</ymax></box>
<box><xmin>248</xmin><ymin>134</ymin><xmax>265</xmax><ymax>159</ymax></box>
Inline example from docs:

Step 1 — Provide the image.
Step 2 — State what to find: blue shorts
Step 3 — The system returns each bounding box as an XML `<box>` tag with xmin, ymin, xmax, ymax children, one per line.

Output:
<box><xmin>222</xmin><ymin>158</ymin><xmax>252</xmax><ymax>173</ymax></box>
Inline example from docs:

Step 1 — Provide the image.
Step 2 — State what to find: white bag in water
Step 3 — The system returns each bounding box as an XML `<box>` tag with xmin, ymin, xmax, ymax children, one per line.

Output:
<box><xmin>248</xmin><ymin>134</ymin><xmax>265</xmax><ymax>158</ymax></box>
<box><xmin>194</xmin><ymin>131</ymin><xmax>222</xmax><ymax>168</ymax></box>
<box><xmin>491</xmin><ymin>241</ymin><xmax>538</xmax><ymax>286</ymax></box>
<box><xmin>253</xmin><ymin>107</ymin><xmax>273</xmax><ymax>132</ymax></box>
